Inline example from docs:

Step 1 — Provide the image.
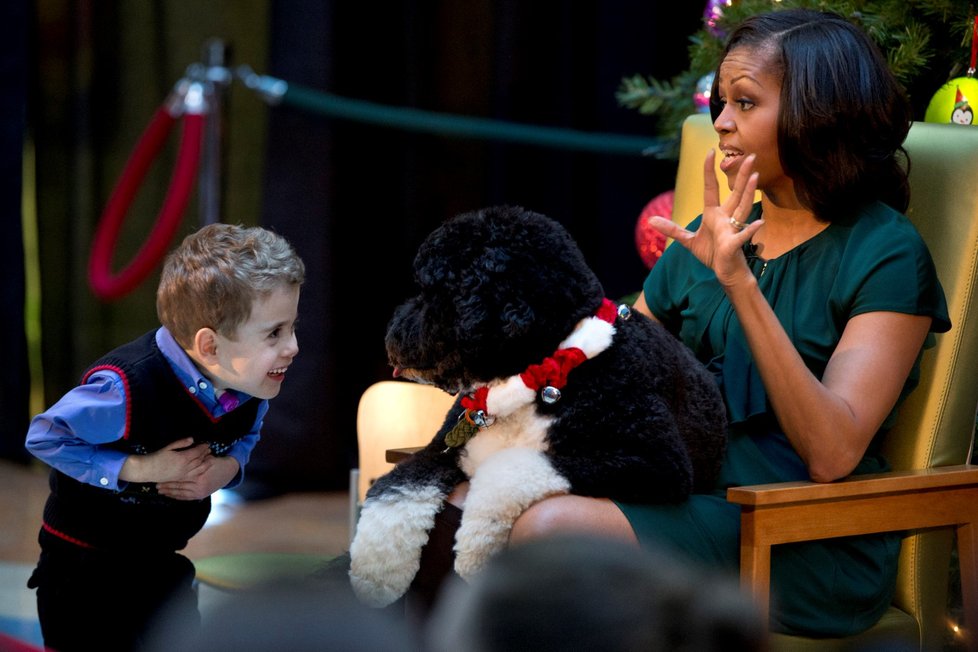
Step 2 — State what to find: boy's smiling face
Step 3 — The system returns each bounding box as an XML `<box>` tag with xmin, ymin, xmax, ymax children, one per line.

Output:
<box><xmin>198</xmin><ymin>283</ymin><xmax>301</xmax><ymax>400</ymax></box>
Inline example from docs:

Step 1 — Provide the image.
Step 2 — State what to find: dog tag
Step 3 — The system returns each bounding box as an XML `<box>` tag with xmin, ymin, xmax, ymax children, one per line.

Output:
<box><xmin>444</xmin><ymin>410</ymin><xmax>479</xmax><ymax>449</ymax></box>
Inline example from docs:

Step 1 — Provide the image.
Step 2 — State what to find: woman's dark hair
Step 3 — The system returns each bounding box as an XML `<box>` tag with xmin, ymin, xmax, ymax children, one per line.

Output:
<box><xmin>709</xmin><ymin>9</ymin><xmax>912</xmax><ymax>220</ymax></box>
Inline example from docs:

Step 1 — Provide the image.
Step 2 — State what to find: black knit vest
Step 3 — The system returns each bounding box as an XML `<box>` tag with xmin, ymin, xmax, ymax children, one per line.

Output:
<box><xmin>42</xmin><ymin>331</ymin><xmax>260</xmax><ymax>552</ymax></box>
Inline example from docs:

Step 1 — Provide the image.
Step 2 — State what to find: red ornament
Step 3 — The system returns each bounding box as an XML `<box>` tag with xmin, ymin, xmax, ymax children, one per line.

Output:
<box><xmin>635</xmin><ymin>190</ymin><xmax>674</xmax><ymax>269</ymax></box>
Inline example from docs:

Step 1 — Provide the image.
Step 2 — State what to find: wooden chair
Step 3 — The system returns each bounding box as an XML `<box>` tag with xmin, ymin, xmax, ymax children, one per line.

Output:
<box><xmin>672</xmin><ymin>113</ymin><xmax>978</xmax><ymax>651</ymax></box>
<box><xmin>195</xmin><ymin>380</ymin><xmax>454</xmax><ymax>593</ymax></box>
<box><xmin>349</xmin><ymin>380</ymin><xmax>456</xmax><ymax>540</ymax></box>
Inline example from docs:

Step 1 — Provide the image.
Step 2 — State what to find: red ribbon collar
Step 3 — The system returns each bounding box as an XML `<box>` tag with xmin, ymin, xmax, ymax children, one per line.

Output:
<box><xmin>461</xmin><ymin>298</ymin><xmax>617</xmax><ymax>414</ymax></box>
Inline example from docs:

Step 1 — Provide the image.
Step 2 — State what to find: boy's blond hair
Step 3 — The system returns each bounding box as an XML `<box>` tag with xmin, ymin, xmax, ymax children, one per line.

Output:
<box><xmin>157</xmin><ymin>223</ymin><xmax>305</xmax><ymax>349</ymax></box>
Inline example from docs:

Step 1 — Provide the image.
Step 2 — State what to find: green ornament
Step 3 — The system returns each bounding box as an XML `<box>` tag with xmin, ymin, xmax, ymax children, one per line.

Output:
<box><xmin>925</xmin><ymin>77</ymin><xmax>978</xmax><ymax>125</ymax></box>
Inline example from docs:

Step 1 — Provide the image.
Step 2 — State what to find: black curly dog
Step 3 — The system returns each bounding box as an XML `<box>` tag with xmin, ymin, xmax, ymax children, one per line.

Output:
<box><xmin>349</xmin><ymin>205</ymin><xmax>726</xmax><ymax>606</ymax></box>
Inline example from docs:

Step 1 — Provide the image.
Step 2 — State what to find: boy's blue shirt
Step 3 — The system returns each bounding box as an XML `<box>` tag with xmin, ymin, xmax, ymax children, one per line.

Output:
<box><xmin>25</xmin><ymin>327</ymin><xmax>266</xmax><ymax>491</ymax></box>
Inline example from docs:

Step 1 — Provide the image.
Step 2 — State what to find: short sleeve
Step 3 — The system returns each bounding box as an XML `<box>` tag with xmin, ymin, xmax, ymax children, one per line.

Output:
<box><xmin>643</xmin><ymin>228</ymin><xmax>694</xmax><ymax>335</ymax></box>
<box><xmin>643</xmin><ymin>216</ymin><xmax>713</xmax><ymax>338</ymax></box>
<box><xmin>833</xmin><ymin>205</ymin><xmax>950</xmax><ymax>334</ymax></box>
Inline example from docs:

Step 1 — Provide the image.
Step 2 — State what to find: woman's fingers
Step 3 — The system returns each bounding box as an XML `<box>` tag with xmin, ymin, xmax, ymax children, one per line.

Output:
<box><xmin>742</xmin><ymin>219</ymin><xmax>764</xmax><ymax>242</ymax></box>
<box><xmin>726</xmin><ymin>166</ymin><xmax>759</xmax><ymax>228</ymax></box>
<box><xmin>721</xmin><ymin>154</ymin><xmax>756</xmax><ymax>215</ymax></box>
<box><xmin>703</xmin><ymin>149</ymin><xmax>721</xmax><ymax>208</ymax></box>
<box><xmin>648</xmin><ymin>215</ymin><xmax>689</xmax><ymax>242</ymax></box>
<box><xmin>705</xmin><ymin>151</ymin><xmax>758</xmax><ymax>233</ymax></box>
<box><xmin>737</xmin><ymin>170</ymin><xmax>759</xmax><ymax>217</ymax></box>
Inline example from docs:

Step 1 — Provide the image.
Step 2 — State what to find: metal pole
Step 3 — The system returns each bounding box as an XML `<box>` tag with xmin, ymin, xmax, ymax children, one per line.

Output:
<box><xmin>197</xmin><ymin>38</ymin><xmax>230</xmax><ymax>225</ymax></box>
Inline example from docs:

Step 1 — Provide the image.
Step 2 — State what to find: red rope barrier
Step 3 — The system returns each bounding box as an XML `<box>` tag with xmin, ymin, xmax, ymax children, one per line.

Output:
<box><xmin>88</xmin><ymin>100</ymin><xmax>205</xmax><ymax>301</ymax></box>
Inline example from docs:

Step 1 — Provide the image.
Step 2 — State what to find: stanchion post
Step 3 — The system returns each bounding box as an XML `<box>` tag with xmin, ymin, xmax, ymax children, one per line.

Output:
<box><xmin>196</xmin><ymin>38</ymin><xmax>231</xmax><ymax>226</ymax></box>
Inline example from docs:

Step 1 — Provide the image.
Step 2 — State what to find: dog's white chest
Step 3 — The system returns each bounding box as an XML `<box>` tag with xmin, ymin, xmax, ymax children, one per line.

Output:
<box><xmin>458</xmin><ymin>403</ymin><xmax>554</xmax><ymax>477</ymax></box>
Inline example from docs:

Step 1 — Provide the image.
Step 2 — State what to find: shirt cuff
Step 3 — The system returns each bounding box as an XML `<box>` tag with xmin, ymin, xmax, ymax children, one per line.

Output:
<box><xmin>90</xmin><ymin>449</ymin><xmax>130</xmax><ymax>491</ymax></box>
<box><xmin>223</xmin><ymin>450</ymin><xmax>248</xmax><ymax>488</ymax></box>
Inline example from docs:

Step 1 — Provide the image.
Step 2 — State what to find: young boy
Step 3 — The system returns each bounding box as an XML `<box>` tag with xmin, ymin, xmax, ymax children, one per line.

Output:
<box><xmin>25</xmin><ymin>223</ymin><xmax>305</xmax><ymax>652</ymax></box>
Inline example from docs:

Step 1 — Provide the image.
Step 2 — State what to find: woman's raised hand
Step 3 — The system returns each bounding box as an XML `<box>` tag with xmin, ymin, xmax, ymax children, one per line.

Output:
<box><xmin>648</xmin><ymin>149</ymin><xmax>763</xmax><ymax>288</ymax></box>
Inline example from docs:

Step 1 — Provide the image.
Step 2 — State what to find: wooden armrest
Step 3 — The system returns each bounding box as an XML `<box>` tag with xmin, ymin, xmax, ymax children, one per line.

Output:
<box><xmin>385</xmin><ymin>446</ymin><xmax>423</xmax><ymax>463</ymax></box>
<box><xmin>727</xmin><ymin>464</ymin><xmax>978</xmax><ymax>506</ymax></box>
<box><xmin>727</xmin><ymin>464</ymin><xmax>978</xmax><ymax>542</ymax></box>
<box><xmin>728</xmin><ymin>464</ymin><xmax>978</xmax><ymax>624</ymax></box>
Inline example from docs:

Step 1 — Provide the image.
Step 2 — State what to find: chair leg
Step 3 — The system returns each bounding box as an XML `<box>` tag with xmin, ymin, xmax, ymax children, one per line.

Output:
<box><xmin>739</xmin><ymin>511</ymin><xmax>772</xmax><ymax>623</ymax></box>
<box><xmin>349</xmin><ymin>468</ymin><xmax>360</xmax><ymax>547</ymax></box>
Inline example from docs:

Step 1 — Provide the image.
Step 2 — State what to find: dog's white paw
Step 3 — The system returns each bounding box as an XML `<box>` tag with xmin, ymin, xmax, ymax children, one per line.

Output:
<box><xmin>453</xmin><ymin>513</ymin><xmax>511</xmax><ymax>580</ymax></box>
<box><xmin>452</xmin><ymin>447</ymin><xmax>573</xmax><ymax>580</ymax></box>
<box><xmin>349</xmin><ymin>570</ymin><xmax>409</xmax><ymax>608</ymax></box>
<box><xmin>348</xmin><ymin>487</ymin><xmax>444</xmax><ymax>607</ymax></box>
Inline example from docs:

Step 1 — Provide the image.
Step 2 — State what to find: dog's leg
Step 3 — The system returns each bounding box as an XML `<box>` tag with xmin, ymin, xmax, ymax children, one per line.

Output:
<box><xmin>453</xmin><ymin>447</ymin><xmax>570</xmax><ymax>579</ymax></box>
<box><xmin>349</xmin><ymin>485</ymin><xmax>445</xmax><ymax>607</ymax></box>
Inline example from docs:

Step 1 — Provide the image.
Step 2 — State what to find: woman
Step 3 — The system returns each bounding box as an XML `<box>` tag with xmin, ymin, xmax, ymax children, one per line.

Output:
<box><xmin>503</xmin><ymin>9</ymin><xmax>950</xmax><ymax>637</ymax></box>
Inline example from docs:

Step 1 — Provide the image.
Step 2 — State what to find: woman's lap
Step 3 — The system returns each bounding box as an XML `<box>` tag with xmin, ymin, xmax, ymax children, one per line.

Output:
<box><xmin>614</xmin><ymin>494</ymin><xmax>900</xmax><ymax>637</ymax></box>
<box><xmin>616</xmin><ymin>494</ymin><xmax>741</xmax><ymax>566</ymax></box>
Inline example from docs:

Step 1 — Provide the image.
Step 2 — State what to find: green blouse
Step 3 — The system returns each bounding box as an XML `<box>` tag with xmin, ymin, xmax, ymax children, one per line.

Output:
<box><xmin>645</xmin><ymin>200</ymin><xmax>950</xmax><ymax>486</ymax></box>
<box><xmin>620</xmin><ymin>200</ymin><xmax>951</xmax><ymax>637</ymax></box>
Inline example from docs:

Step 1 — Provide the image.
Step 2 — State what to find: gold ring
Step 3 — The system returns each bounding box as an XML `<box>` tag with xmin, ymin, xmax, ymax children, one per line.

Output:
<box><xmin>729</xmin><ymin>217</ymin><xmax>747</xmax><ymax>230</ymax></box>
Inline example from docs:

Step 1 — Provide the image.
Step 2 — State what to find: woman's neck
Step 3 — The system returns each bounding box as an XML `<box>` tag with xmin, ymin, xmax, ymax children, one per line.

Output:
<box><xmin>751</xmin><ymin>195</ymin><xmax>827</xmax><ymax>259</ymax></box>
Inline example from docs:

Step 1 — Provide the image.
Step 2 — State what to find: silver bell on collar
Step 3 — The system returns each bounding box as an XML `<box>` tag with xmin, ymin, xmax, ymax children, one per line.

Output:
<box><xmin>541</xmin><ymin>386</ymin><xmax>562</xmax><ymax>404</ymax></box>
<box><xmin>472</xmin><ymin>409</ymin><xmax>495</xmax><ymax>428</ymax></box>
<box><xmin>617</xmin><ymin>304</ymin><xmax>632</xmax><ymax>320</ymax></box>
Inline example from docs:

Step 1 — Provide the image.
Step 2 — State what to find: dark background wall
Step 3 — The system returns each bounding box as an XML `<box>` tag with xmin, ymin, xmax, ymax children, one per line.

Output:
<box><xmin>9</xmin><ymin>0</ymin><xmax>702</xmax><ymax>494</ymax></box>
<box><xmin>0</xmin><ymin>0</ymin><xmax>28</xmax><ymax>464</ymax></box>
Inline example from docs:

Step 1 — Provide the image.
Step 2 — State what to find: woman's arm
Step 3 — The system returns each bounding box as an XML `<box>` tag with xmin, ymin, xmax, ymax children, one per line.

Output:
<box><xmin>631</xmin><ymin>292</ymin><xmax>657</xmax><ymax>322</ymax></box>
<box><xmin>726</xmin><ymin>275</ymin><xmax>930</xmax><ymax>481</ymax></box>
<box><xmin>648</xmin><ymin>152</ymin><xmax>932</xmax><ymax>482</ymax></box>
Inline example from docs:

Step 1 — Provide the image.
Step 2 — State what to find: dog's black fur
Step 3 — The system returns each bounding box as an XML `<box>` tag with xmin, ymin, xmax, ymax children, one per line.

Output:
<box><xmin>348</xmin><ymin>205</ymin><xmax>727</xmax><ymax>607</ymax></box>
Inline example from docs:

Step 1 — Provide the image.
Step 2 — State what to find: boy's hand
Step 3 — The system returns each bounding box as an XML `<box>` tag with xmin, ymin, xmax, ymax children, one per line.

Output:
<box><xmin>156</xmin><ymin>454</ymin><xmax>240</xmax><ymax>501</ymax></box>
<box><xmin>119</xmin><ymin>437</ymin><xmax>211</xmax><ymax>483</ymax></box>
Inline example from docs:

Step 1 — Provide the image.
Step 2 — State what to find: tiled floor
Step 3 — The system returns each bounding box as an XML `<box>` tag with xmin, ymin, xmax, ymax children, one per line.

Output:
<box><xmin>0</xmin><ymin>459</ymin><xmax>352</xmax><ymax>648</ymax></box>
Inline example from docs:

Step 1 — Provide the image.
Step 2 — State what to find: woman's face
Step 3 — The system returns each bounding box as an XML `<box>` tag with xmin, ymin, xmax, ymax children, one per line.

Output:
<box><xmin>713</xmin><ymin>46</ymin><xmax>791</xmax><ymax>198</ymax></box>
